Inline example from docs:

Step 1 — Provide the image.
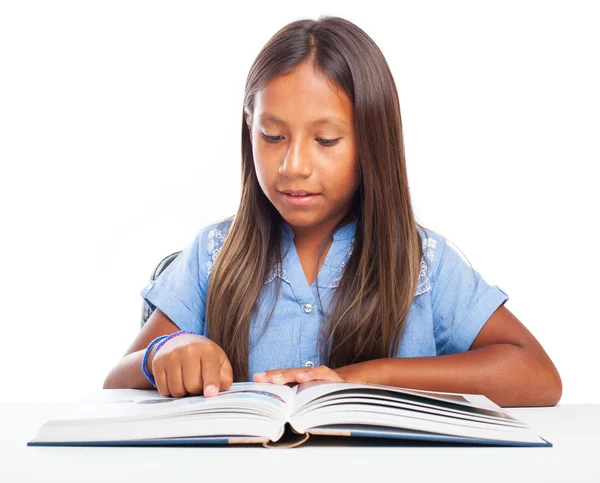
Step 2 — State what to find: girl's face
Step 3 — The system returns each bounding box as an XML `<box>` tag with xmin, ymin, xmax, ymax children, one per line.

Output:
<box><xmin>246</xmin><ymin>62</ymin><xmax>359</xmax><ymax>239</ymax></box>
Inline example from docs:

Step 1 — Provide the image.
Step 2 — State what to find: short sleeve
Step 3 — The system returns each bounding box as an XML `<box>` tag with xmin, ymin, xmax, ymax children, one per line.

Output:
<box><xmin>139</xmin><ymin>227</ymin><xmax>210</xmax><ymax>334</ymax></box>
<box><xmin>431</xmin><ymin>235</ymin><xmax>509</xmax><ymax>355</ymax></box>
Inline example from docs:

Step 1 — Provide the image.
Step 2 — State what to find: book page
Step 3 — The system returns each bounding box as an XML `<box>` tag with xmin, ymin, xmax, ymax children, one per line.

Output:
<box><xmin>217</xmin><ymin>382</ymin><xmax>295</xmax><ymax>405</ymax></box>
<box><xmin>291</xmin><ymin>395</ymin><xmax>525</xmax><ymax>428</ymax></box>
<box><xmin>31</xmin><ymin>383</ymin><xmax>298</xmax><ymax>444</ymax></box>
<box><xmin>291</xmin><ymin>381</ymin><xmax>500</xmax><ymax>414</ymax></box>
<box><xmin>55</xmin><ymin>382</ymin><xmax>296</xmax><ymax>423</ymax></box>
<box><xmin>81</xmin><ymin>382</ymin><xmax>294</xmax><ymax>406</ymax></box>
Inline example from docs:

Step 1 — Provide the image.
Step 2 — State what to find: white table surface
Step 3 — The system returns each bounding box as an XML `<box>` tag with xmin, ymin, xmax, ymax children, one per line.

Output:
<box><xmin>2</xmin><ymin>402</ymin><xmax>598</xmax><ymax>482</ymax></box>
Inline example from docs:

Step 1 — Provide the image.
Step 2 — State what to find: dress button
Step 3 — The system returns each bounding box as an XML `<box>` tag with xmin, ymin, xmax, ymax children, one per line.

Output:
<box><xmin>304</xmin><ymin>361</ymin><xmax>314</xmax><ymax>368</ymax></box>
<box><xmin>303</xmin><ymin>303</ymin><xmax>313</xmax><ymax>313</ymax></box>
<box><xmin>144</xmin><ymin>281</ymin><xmax>154</xmax><ymax>290</ymax></box>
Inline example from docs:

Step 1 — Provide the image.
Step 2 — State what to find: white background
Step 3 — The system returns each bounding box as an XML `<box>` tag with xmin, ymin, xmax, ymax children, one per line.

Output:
<box><xmin>1</xmin><ymin>0</ymin><xmax>598</xmax><ymax>404</ymax></box>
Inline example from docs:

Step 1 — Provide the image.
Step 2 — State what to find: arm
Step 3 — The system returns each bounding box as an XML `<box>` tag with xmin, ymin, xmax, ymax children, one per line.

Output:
<box><xmin>103</xmin><ymin>308</ymin><xmax>180</xmax><ymax>389</ymax></box>
<box><xmin>336</xmin><ymin>305</ymin><xmax>563</xmax><ymax>407</ymax></box>
<box><xmin>255</xmin><ymin>305</ymin><xmax>562</xmax><ymax>407</ymax></box>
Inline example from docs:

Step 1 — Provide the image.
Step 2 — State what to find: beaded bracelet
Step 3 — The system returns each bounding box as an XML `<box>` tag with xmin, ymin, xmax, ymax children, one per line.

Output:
<box><xmin>141</xmin><ymin>331</ymin><xmax>200</xmax><ymax>388</ymax></box>
<box><xmin>155</xmin><ymin>330</ymin><xmax>199</xmax><ymax>354</ymax></box>
<box><xmin>141</xmin><ymin>334</ymin><xmax>171</xmax><ymax>388</ymax></box>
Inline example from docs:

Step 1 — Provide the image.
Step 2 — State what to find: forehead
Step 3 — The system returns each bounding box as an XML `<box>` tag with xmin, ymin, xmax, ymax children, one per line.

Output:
<box><xmin>254</xmin><ymin>63</ymin><xmax>353</xmax><ymax>128</ymax></box>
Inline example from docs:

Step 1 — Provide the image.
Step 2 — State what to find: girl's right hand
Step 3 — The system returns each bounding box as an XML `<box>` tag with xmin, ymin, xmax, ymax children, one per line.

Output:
<box><xmin>149</xmin><ymin>334</ymin><xmax>234</xmax><ymax>398</ymax></box>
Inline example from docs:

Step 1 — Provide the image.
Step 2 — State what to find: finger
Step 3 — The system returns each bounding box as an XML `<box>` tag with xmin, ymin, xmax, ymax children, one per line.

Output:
<box><xmin>166</xmin><ymin>364</ymin><xmax>188</xmax><ymax>398</ymax></box>
<box><xmin>268</xmin><ymin>370</ymin><xmax>307</xmax><ymax>384</ymax></box>
<box><xmin>181</xmin><ymin>354</ymin><xmax>203</xmax><ymax>396</ymax></box>
<box><xmin>268</xmin><ymin>372</ymin><xmax>286</xmax><ymax>384</ymax></box>
<box><xmin>220</xmin><ymin>358</ymin><xmax>234</xmax><ymax>391</ymax></box>
<box><xmin>201</xmin><ymin>352</ymin><xmax>222</xmax><ymax>397</ymax></box>
<box><xmin>253</xmin><ymin>368</ymin><xmax>302</xmax><ymax>383</ymax></box>
<box><xmin>252</xmin><ymin>371</ymin><xmax>269</xmax><ymax>382</ymax></box>
<box><xmin>295</xmin><ymin>370</ymin><xmax>327</xmax><ymax>383</ymax></box>
<box><xmin>296</xmin><ymin>367</ymin><xmax>322</xmax><ymax>381</ymax></box>
<box><xmin>154</xmin><ymin>367</ymin><xmax>169</xmax><ymax>397</ymax></box>
<box><xmin>295</xmin><ymin>371</ymin><xmax>310</xmax><ymax>382</ymax></box>
<box><xmin>254</xmin><ymin>368</ymin><xmax>286</xmax><ymax>379</ymax></box>
<box><xmin>296</xmin><ymin>367</ymin><xmax>340</xmax><ymax>383</ymax></box>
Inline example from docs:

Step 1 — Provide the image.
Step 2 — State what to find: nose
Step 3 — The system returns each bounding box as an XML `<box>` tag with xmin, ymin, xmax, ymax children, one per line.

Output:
<box><xmin>278</xmin><ymin>137</ymin><xmax>313</xmax><ymax>178</ymax></box>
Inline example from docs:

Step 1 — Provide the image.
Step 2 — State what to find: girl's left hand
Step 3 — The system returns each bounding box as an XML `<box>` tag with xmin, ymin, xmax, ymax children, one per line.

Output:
<box><xmin>253</xmin><ymin>365</ymin><xmax>346</xmax><ymax>384</ymax></box>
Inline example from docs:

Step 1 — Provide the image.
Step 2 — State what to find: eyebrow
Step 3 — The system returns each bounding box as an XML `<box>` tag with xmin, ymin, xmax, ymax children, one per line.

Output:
<box><xmin>258</xmin><ymin>113</ymin><xmax>349</xmax><ymax>128</ymax></box>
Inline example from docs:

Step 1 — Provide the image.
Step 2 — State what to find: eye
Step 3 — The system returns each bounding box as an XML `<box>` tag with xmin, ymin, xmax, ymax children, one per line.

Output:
<box><xmin>262</xmin><ymin>134</ymin><xmax>282</xmax><ymax>143</ymax></box>
<box><xmin>317</xmin><ymin>138</ymin><xmax>340</xmax><ymax>147</ymax></box>
<box><xmin>261</xmin><ymin>133</ymin><xmax>340</xmax><ymax>147</ymax></box>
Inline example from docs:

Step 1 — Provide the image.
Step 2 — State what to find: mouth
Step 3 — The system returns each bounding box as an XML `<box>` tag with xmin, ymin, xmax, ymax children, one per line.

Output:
<box><xmin>279</xmin><ymin>191</ymin><xmax>321</xmax><ymax>206</ymax></box>
<box><xmin>279</xmin><ymin>189</ymin><xmax>320</xmax><ymax>195</ymax></box>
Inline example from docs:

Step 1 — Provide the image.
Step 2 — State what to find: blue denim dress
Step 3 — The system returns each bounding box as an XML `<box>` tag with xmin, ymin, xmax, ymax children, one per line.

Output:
<box><xmin>140</xmin><ymin>216</ymin><xmax>509</xmax><ymax>380</ymax></box>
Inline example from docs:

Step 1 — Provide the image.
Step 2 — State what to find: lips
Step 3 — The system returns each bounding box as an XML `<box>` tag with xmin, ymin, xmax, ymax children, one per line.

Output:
<box><xmin>280</xmin><ymin>191</ymin><xmax>320</xmax><ymax>206</ymax></box>
<box><xmin>281</xmin><ymin>190</ymin><xmax>319</xmax><ymax>195</ymax></box>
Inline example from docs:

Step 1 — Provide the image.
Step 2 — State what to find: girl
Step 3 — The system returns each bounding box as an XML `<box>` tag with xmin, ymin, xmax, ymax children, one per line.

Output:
<box><xmin>103</xmin><ymin>16</ymin><xmax>562</xmax><ymax>407</ymax></box>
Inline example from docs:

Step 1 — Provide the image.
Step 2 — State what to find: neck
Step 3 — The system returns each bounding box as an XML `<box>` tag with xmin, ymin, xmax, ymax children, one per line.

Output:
<box><xmin>287</xmin><ymin>210</ymin><xmax>356</xmax><ymax>248</ymax></box>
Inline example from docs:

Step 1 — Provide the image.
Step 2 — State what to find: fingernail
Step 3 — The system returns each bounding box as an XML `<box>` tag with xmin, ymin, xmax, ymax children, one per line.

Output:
<box><xmin>205</xmin><ymin>384</ymin><xmax>218</xmax><ymax>396</ymax></box>
<box><xmin>254</xmin><ymin>372</ymin><xmax>266</xmax><ymax>378</ymax></box>
<box><xmin>297</xmin><ymin>372</ymin><xmax>307</xmax><ymax>379</ymax></box>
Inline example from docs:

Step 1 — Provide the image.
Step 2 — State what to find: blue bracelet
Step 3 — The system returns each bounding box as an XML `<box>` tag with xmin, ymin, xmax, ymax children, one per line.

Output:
<box><xmin>155</xmin><ymin>330</ymin><xmax>199</xmax><ymax>353</ymax></box>
<box><xmin>142</xmin><ymin>335</ymin><xmax>171</xmax><ymax>388</ymax></box>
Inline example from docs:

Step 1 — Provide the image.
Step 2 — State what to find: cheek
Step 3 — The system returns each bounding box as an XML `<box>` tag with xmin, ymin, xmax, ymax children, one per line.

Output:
<box><xmin>323</xmin><ymin>159</ymin><xmax>359</xmax><ymax>198</ymax></box>
<box><xmin>253</xmin><ymin>161</ymin><xmax>267</xmax><ymax>191</ymax></box>
<box><xmin>253</xmin><ymin>156</ymin><xmax>277</xmax><ymax>195</ymax></box>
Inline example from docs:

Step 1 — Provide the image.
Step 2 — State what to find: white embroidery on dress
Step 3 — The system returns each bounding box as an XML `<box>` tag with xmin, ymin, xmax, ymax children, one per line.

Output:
<box><xmin>207</xmin><ymin>224</ymin><xmax>437</xmax><ymax>296</ymax></box>
<box><xmin>206</xmin><ymin>227</ymin><xmax>228</xmax><ymax>278</ymax></box>
<box><xmin>263</xmin><ymin>262</ymin><xmax>291</xmax><ymax>284</ymax></box>
<box><xmin>328</xmin><ymin>237</ymin><xmax>355</xmax><ymax>288</ymax></box>
<box><xmin>328</xmin><ymin>234</ymin><xmax>437</xmax><ymax>294</ymax></box>
<box><xmin>415</xmin><ymin>236</ymin><xmax>437</xmax><ymax>295</ymax></box>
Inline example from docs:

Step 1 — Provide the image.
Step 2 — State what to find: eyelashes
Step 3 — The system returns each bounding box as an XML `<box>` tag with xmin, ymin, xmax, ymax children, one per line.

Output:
<box><xmin>261</xmin><ymin>133</ymin><xmax>340</xmax><ymax>147</ymax></box>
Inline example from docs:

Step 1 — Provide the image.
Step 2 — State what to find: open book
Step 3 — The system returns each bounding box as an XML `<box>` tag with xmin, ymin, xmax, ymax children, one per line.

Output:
<box><xmin>27</xmin><ymin>381</ymin><xmax>552</xmax><ymax>448</ymax></box>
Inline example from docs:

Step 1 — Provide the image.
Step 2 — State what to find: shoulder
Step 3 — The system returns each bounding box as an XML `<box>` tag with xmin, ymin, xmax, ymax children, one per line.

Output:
<box><xmin>418</xmin><ymin>225</ymin><xmax>493</xmax><ymax>311</ymax></box>
<box><xmin>415</xmin><ymin>226</ymin><xmax>448</xmax><ymax>296</ymax></box>
<box><xmin>204</xmin><ymin>216</ymin><xmax>234</xmax><ymax>252</ymax></box>
<box><xmin>200</xmin><ymin>215</ymin><xmax>235</xmax><ymax>277</ymax></box>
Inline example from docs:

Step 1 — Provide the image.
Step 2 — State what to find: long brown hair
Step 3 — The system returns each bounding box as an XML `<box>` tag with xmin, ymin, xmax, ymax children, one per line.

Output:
<box><xmin>206</xmin><ymin>16</ymin><xmax>450</xmax><ymax>382</ymax></box>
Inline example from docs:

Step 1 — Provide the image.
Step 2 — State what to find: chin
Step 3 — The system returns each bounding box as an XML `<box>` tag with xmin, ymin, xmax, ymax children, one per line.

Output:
<box><xmin>280</xmin><ymin>212</ymin><xmax>325</xmax><ymax>227</ymax></box>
